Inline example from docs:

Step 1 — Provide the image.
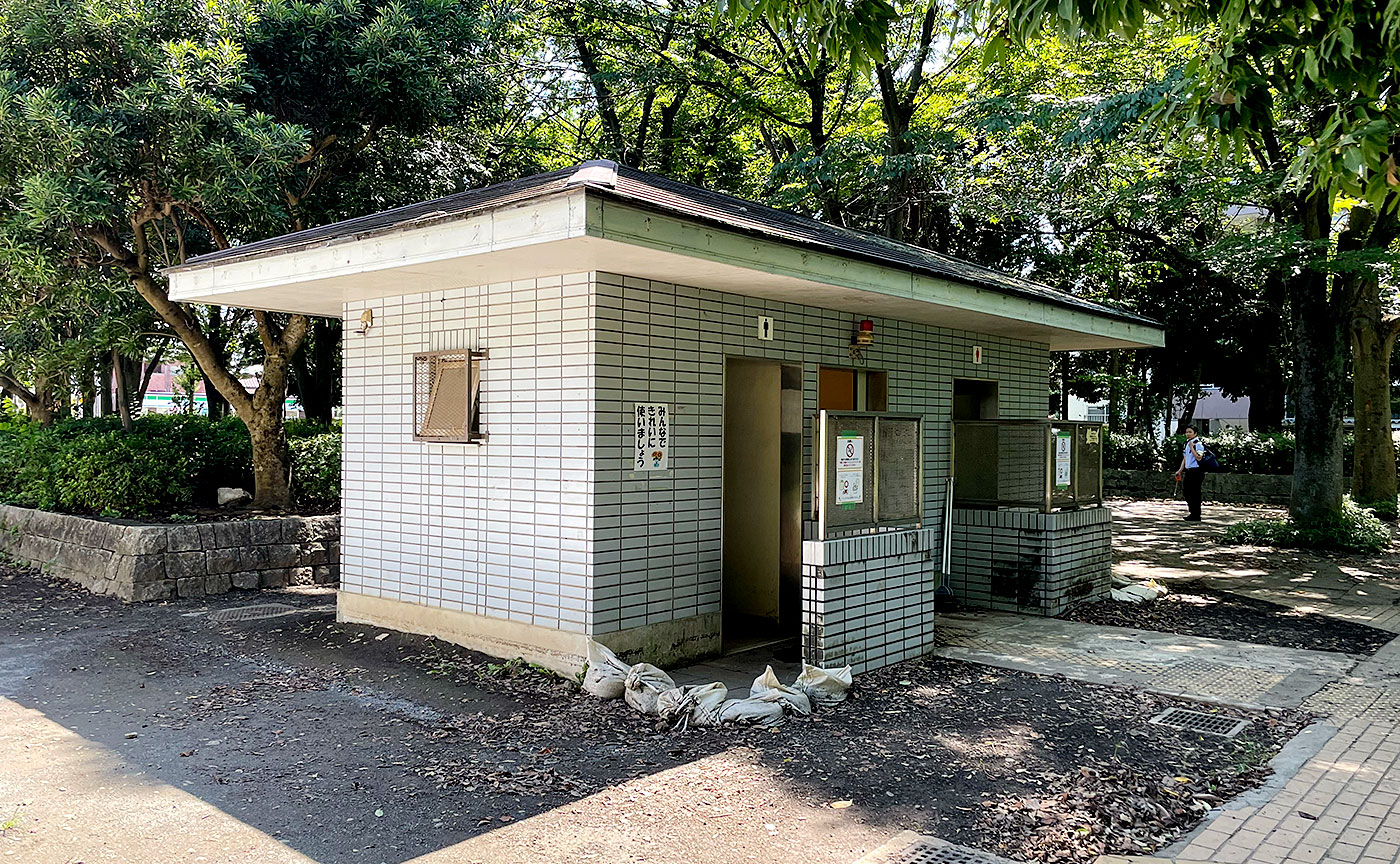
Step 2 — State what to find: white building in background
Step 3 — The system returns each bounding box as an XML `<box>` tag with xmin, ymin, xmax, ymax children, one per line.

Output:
<box><xmin>1172</xmin><ymin>386</ymin><xmax>1250</xmax><ymax>434</ymax></box>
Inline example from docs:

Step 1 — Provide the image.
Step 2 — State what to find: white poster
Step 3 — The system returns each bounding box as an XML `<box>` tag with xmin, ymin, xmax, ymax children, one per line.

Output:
<box><xmin>836</xmin><ymin>435</ymin><xmax>864</xmax><ymax>471</ymax></box>
<box><xmin>634</xmin><ymin>403</ymin><xmax>670</xmax><ymax>471</ymax></box>
<box><xmin>1054</xmin><ymin>431</ymin><xmax>1073</xmax><ymax>488</ymax></box>
<box><xmin>836</xmin><ymin>470</ymin><xmax>863</xmax><ymax>504</ymax></box>
<box><xmin>835</xmin><ymin>434</ymin><xmax>864</xmax><ymax>503</ymax></box>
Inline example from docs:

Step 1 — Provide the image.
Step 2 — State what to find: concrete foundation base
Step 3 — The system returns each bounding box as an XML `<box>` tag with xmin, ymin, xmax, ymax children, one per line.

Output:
<box><xmin>336</xmin><ymin>592</ymin><xmax>589</xmax><ymax>677</ymax></box>
<box><xmin>595</xmin><ymin>612</ymin><xmax>722</xmax><ymax>668</ymax></box>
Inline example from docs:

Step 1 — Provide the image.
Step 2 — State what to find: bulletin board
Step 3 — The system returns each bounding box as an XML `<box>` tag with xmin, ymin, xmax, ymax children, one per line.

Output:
<box><xmin>816</xmin><ymin>411</ymin><xmax>924</xmax><ymax>536</ymax></box>
<box><xmin>876</xmin><ymin>416</ymin><xmax>923</xmax><ymax>523</ymax></box>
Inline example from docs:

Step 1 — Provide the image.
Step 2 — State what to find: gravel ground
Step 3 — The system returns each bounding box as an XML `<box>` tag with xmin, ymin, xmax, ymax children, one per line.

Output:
<box><xmin>0</xmin><ymin>564</ymin><xmax>1310</xmax><ymax>863</ymax></box>
<box><xmin>1065</xmin><ymin>585</ymin><xmax>1396</xmax><ymax>656</ymax></box>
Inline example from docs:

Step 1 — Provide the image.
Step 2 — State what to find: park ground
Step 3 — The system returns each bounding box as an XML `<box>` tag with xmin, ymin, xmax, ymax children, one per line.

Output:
<box><xmin>3</xmin><ymin>499</ymin><xmax>1400</xmax><ymax>864</ymax></box>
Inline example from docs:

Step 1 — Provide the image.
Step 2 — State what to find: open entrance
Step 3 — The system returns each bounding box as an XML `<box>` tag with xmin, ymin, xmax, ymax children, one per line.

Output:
<box><xmin>722</xmin><ymin>358</ymin><xmax>803</xmax><ymax>654</ymax></box>
<box><xmin>952</xmin><ymin>378</ymin><xmax>1000</xmax><ymax>506</ymax></box>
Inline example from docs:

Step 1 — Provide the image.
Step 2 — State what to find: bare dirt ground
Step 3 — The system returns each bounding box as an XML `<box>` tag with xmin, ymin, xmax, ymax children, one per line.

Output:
<box><xmin>0</xmin><ymin>563</ymin><xmax>1309</xmax><ymax>864</ymax></box>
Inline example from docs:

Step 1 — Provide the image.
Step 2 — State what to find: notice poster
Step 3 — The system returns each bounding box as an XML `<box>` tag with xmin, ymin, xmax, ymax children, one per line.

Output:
<box><xmin>1054</xmin><ymin>431</ymin><xmax>1073</xmax><ymax>488</ymax></box>
<box><xmin>635</xmin><ymin>403</ymin><xmax>670</xmax><ymax>471</ymax></box>
<box><xmin>835</xmin><ymin>433</ymin><xmax>864</xmax><ymax>504</ymax></box>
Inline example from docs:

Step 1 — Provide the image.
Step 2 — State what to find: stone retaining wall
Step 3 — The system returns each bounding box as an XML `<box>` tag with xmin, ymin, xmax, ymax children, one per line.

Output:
<box><xmin>1105</xmin><ymin>468</ymin><xmax>1306</xmax><ymax>504</ymax></box>
<box><xmin>0</xmin><ymin>504</ymin><xmax>338</xmax><ymax>601</ymax></box>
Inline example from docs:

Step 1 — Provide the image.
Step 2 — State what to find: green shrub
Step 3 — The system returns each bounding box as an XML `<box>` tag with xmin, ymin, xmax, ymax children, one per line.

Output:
<box><xmin>0</xmin><ymin>415</ymin><xmax>340</xmax><ymax>517</ymax></box>
<box><xmin>1220</xmin><ymin>497</ymin><xmax>1392</xmax><ymax>553</ymax></box>
<box><xmin>1160</xmin><ymin>428</ymin><xmax>1296</xmax><ymax>475</ymax></box>
<box><xmin>290</xmin><ymin>432</ymin><xmax>341</xmax><ymax>509</ymax></box>
<box><xmin>285</xmin><ymin>418</ymin><xmax>341</xmax><ymax>438</ymax></box>
<box><xmin>1104</xmin><ymin>431</ymin><xmax>1162</xmax><ymax>471</ymax></box>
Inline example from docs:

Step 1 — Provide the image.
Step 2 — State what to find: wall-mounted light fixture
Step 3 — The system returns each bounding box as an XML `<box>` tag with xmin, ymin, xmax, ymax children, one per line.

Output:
<box><xmin>356</xmin><ymin>309</ymin><xmax>373</xmax><ymax>335</ymax></box>
<box><xmin>849</xmin><ymin>318</ymin><xmax>874</xmax><ymax>363</ymax></box>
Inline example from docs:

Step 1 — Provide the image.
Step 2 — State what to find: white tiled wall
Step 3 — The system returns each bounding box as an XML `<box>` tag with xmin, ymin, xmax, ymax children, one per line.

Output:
<box><xmin>589</xmin><ymin>272</ymin><xmax>1050</xmax><ymax>642</ymax></box>
<box><xmin>341</xmin><ymin>270</ymin><xmax>1052</xmax><ymax>659</ymax></box>
<box><xmin>342</xmin><ymin>274</ymin><xmax>595</xmax><ymax>634</ymax></box>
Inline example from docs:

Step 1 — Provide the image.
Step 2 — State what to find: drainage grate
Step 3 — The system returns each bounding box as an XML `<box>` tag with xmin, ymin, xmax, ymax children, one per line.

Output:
<box><xmin>860</xmin><ymin>836</ymin><xmax>1021</xmax><ymax>864</ymax></box>
<box><xmin>1149</xmin><ymin>707</ymin><xmax>1248</xmax><ymax>738</ymax></box>
<box><xmin>205</xmin><ymin>603</ymin><xmax>301</xmax><ymax>623</ymax></box>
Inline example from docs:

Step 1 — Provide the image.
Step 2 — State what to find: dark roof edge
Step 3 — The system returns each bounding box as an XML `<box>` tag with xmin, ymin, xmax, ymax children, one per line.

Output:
<box><xmin>586</xmin><ymin>184</ymin><xmax>1158</xmax><ymax>330</ymax></box>
<box><xmin>172</xmin><ymin>161</ymin><xmax>1158</xmax><ymax>332</ymax></box>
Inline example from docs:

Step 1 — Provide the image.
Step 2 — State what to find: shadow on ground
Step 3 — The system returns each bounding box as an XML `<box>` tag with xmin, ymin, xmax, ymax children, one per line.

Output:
<box><xmin>1111</xmin><ymin>499</ymin><xmax>1400</xmax><ymax>611</ymax></box>
<box><xmin>0</xmin><ymin>565</ymin><xmax>1304</xmax><ymax>864</ymax></box>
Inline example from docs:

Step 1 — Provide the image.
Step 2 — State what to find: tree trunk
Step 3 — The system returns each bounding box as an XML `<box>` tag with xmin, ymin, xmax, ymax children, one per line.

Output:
<box><xmin>1288</xmin><ymin>193</ymin><xmax>1347</xmax><ymax>525</ymax></box>
<box><xmin>289</xmin><ymin>317</ymin><xmax>342</xmax><ymax>423</ymax></box>
<box><xmin>204</xmin><ymin>307</ymin><xmax>228</xmax><ymax>420</ymax></box>
<box><xmin>1107</xmin><ymin>350</ymin><xmax>1121</xmax><ymax>431</ymax></box>
<box><xmin>1175</xmin><ymin>361</ymin><xmax>1203</xmax><ymax>434</ymax></box>
<box><xmin>249</xmin><ymin>346</ymin><xmax>296</xmax><ymax>509</ymax></box>
<box><xmin>99</xmin><ymin>353</ymin><xmax>114</xmax><ymax>417</ymax></box>
<box><xmin>137</xmin><ymin>342</ymin><xmax>167</xmax><ymax>404</ymax></box>
<box><xmin>1350</xmin><ymin>307</ymin><xmax>1397</xmax><ymax>507</ymax></box>
<box><xmin>112</xmin><ymin>348</ymin><xmax>133</xmax><ymax>432</ymax></box>
<box><xmin>1248</xmin><ymin>271</ymin><xmax>1289</xmax><ymax>432</ymax></box>
<box><xmin>1344</xmin><ymin>204</ymin><xmax>1400</xmax><ymax>508</ymax></box>
<box><xmin>117</xmin><ymin>354</ymin><xmax>142</xmax><ymax>421</ymax></box>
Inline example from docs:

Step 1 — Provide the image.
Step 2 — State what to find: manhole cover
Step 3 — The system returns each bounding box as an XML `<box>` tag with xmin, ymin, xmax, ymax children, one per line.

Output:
<box><xmin>205</xmin><ymin>603</ymin><xmax>301</xmax><ymax>623</ymax></box>
<box><xmin>1149</xmin><ymin>707</ymin><xmax>1248</xmax><ymax>738</ymax></box>
<box><xmin>859</xmin><ymin>835</ymin><xmax>1020</xmax><ymax>864</ymax></box>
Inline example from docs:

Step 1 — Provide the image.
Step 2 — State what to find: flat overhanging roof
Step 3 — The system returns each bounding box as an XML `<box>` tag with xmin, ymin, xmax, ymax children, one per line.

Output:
<box><xmin>167</xmin><ymin>162</ymin><xmax>1164</xmax><ymax>351</ymax></box>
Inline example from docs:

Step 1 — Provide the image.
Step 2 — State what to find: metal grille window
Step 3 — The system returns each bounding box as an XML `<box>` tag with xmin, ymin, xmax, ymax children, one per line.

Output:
<box><xmin>413</xmin><ymin>350</ymin><xmax>486</xmax><ymax>443</ymax></box>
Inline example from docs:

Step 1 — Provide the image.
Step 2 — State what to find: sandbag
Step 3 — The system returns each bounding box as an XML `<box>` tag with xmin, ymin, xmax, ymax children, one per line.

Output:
<box><xmin>718</xmin><ymin>696</ymin><xmax>788</xmax><ymax>728</ymax></box>
<box><xmin>623</xmin><ymin>663</ymin><xmax>676</xmax><ymax>716</ymax></box>
<box><xmin>581</xmin><ymin>640</ymin><xmax>630</xmax><ymax>699</ymax></box>
<box><xmin>795</xmin><ymin>663</ymin><xmax>853</xmax><ymax>708</ymax></box>
<box><xmin>1111</xmin><ymin>581</ymin><xmax>1167</xmax><ymax>604</ymax></box>
<box><xmin>657</xmin><ymin>682</ymin><xmax>729</xmax><ymax>729</ymax></box>
<box><xmin>748</xmin><ymin>665</ymin><xmax>813</xmax><ymax>716</ymax></box>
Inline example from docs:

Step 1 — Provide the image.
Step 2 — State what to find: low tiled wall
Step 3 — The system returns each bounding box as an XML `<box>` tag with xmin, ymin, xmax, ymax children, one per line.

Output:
<box><xmin>801</xmin><ymin>527</ymin><xmax>939</xmax><ymax>674</ymax></box>
<box><xmin>949</xmin><ymin>507</ymin><xmax>1110</xmax><ymax>615</ymax></box>
<box><xmin>0</xmin><ymin>504</ymin><xmax>338</xmax><ymax>602</ymax></box>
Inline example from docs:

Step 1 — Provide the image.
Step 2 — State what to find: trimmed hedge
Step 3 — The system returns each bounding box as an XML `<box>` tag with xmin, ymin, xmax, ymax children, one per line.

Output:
<box><xmin>0</xmin><ymin>415</ymin><xmax>340</xmax><ymax>517</ymax></box>
<box><xmin>1106</xmin><ymin>428</ymin><xmax>1400</xmax><ymax>475</ymax></box>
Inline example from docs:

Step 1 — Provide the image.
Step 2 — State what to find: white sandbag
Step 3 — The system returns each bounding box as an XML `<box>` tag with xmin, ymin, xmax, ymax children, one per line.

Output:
<box><xmin>1110</xmin><ymin>586</ymin><xmax>1147</xmax><ymax>604</ymax></box>
<box><xmin>795</xmin><ymin>662</ymin><xmax>853</xmax><ymax>708</ymax></box>
<box><xmin>581</xmin><ymin>640</ymin><xmax>630</xmax><ymax>699</ymax></box>
<box><xmin>623</xmin><ymin>663</ymin><xmax>676</xmax><ymax>716</ymax></box>
<box><xmin>1111</xmin><ymin>582</ymin><xmax>1167</xmax><ymax>604</ymax></box>
<box><xmin>657</xmin><ymin>682</ymin><xmax>729</xmax><ymax>729</ymax></box>
<box><xmin>718</xmin><ymin>695</ymin><xmax>788</xmax><ymax>728</ymax></box>
<box><xmin>749</xmin><ymin>665</ymin><xmax>813</xmax><ymax>716</ymax></box>
<box><xmin>689</xmin><ymin>682</ymin><xmax>730</xmax><ymax>727</ymax></box>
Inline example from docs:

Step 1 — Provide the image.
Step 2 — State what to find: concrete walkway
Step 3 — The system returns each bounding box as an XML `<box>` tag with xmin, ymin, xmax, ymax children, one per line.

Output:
<box><xmin>935</xmin><ymin>611</ymin><xmax>1357</xmax><ymax>710</ymax></box>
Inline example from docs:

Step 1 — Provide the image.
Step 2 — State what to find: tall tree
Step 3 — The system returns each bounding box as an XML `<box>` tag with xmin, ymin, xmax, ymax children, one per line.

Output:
<box><xmin>0</xmin><ymin>0</ymin><xmax>499</xmax><ymax>507</ymax></box>
<box><xmin>978</xmin><ymin>0</ymin><xmax>1400</xmax><ymax>524</ymax></box>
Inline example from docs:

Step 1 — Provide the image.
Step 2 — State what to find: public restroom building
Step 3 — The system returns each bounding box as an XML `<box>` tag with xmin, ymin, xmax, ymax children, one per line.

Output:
<box><xmin>168</xmin><ymin>161</ymin><xmax>1164</xmax><ymax>675</ymax></box>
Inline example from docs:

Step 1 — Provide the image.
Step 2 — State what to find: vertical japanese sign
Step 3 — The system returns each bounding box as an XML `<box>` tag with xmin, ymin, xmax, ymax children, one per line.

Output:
<box><xmin>835</xmin><ymin>433</ymin><xmax>864</xmax><ymax>504</ymax></box>
<box><xmin>634</xmin><ymin>403</ymin><xmax>670</xmax><ymax>471</ymax></box>
<box><xmin>1054</xmin><ymin>431</ymin><xmax>1073</xmax><ymax>488</ymax></box>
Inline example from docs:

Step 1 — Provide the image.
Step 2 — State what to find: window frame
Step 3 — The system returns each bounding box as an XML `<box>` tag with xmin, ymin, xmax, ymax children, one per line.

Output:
<box><xmin>412</xmin><ymin>349</ymin><xmax>487</xmax><ymax>443</ymax></box>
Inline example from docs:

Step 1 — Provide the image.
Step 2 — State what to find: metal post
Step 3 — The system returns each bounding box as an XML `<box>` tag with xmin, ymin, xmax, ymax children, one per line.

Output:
<box><xmin>1098</xmin><ymin>422</ymin><xmax>1105</xmax><ymax>506</ymax></box>
<box><xmin>1043</xmin><ymin>424</ymin><xmax>1054</xmax><ymax>514</ymax></box>
<box><xmin>1071</xmin><ymin>422</ymin><xmax>1081</xmax><ymax>507</ymax></box>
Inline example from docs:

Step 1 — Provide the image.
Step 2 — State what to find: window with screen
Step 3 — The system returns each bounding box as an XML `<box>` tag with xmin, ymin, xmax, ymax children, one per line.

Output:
<box><xmin>413</xmin><ymin>350</ymin><xmax>485</xmax><ymax>442</ymax></box>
